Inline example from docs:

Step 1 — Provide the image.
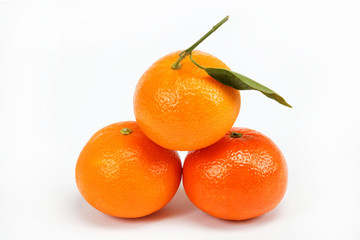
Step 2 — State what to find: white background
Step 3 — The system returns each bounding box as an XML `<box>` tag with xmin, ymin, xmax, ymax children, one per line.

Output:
<box><xmin>1</xmin><ymin>0</ymin><xmax>359</xmax><ymax>239</ymax></box>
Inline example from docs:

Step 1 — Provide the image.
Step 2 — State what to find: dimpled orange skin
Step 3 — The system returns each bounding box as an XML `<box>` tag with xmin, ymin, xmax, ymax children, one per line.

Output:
<box><xmin>133</xmin><ymin>50</ymin><xmax>240</xmax><ymax>151</ymax></box>
<box><xmin>183</xmin><ymin>127</ymin><xmax>288</xmax><ymax>220</ymax></box>
<box><xmin>75</xmin><ymin>121</ymin><xmax>182</xmax><ymax>218</ymax></box>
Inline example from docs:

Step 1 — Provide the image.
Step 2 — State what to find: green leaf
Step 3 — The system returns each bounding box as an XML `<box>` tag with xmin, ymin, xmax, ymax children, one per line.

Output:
<box><xmin>205</xmin><ymin>68</ymin><xmax>292</xmax><ymax>108</ymax></box>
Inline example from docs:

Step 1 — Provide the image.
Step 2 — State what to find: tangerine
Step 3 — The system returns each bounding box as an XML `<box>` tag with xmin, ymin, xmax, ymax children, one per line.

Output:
<box><xmin>133</xmin><ymin>50</ymin><xmax>240</xmax><ymax>151</ymax></box>
<box><xmin>75</xmin><ymin>121</ymin><xmax>182</xmax><ymax>218</ymax></box>
<box><xmin>183</xmin><ymin>127</ymin><xmax>288</xmax><ymax>220</ymax></box>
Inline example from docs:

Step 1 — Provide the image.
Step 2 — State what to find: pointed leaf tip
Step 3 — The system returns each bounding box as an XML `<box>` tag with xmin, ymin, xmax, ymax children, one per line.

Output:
<box><xmin>205</xmin><ymin>68</ymin><xmax>292</xmax><ymax>108</ymax></box>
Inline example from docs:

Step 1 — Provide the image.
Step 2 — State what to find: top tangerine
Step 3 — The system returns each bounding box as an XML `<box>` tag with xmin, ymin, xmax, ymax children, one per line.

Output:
<box><xmin>133</xmin><ymin>50</ymin><xmax>240</xmax><ymax>151</ymax></box>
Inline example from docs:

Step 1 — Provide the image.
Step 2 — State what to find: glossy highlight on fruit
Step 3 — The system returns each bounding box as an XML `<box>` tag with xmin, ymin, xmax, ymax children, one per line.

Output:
<box><xmin>183</xmin><ymin>127</ymin><xmax>288</xmax><ymax>220</ymax></box>
<box><xmin>75</xmin><ymin>121</ymin><xmax>182</xmax><ymax>218</ymax></box>
<box><xmin>133</xmin><ymin>50</ymin><xmax>240</xmax><ymax>151</ymax></box>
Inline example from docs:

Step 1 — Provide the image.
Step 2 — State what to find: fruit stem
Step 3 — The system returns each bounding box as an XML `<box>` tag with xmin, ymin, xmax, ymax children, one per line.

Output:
<box><xmin>230</xmin><ymin>132</ymin><xmax>242</xmax><ymax>138</ymax></box>
<box><xmin>171</xmin><ymin>15</ymin><xmax>229</xmax><ymax>70</ymax></box>
<box><xmin>120</xmin><ymin>128</ymin><xmax>133</xmax><ymax>135</ymax></box>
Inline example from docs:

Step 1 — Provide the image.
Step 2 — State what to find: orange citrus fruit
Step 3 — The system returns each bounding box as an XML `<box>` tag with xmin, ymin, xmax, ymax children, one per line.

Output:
<box><xmin>75</xmin><ymin>121</ymin><xmax>182</xmax><ymax>218</ymax></box>
<box><xmin>133</xmin><ymin>50</ymin><xmax>240</xmax><ymax>151</ymax></box>
<box><xmin>183</xmin><ymin>127</ymin><xmax>288</xmax><ymax>220</ymax></box>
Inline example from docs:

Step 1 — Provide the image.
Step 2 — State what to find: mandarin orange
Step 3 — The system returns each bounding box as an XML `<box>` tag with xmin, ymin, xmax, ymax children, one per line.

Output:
<box><xmin>75</xmin><ymin>121</ymin><xmax>182</xmax><ymax>218</ymax></box>
<box><xmin>133</xmin><ymin>50</ymin><xmax>240</xmax><ymax>151</ymax></box>
<box><xmin>183</xmin><ymin>127</ymin><xmax>288</xmax><ymax>220</ymax></box>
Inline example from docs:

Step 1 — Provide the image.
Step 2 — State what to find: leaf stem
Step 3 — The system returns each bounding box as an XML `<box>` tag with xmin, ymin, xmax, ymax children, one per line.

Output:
<box><xmin>171</xmin><ymin>15</ymin><xmax>229</xmax><ymax>69</ymax></box>
<box><xmin>189</xmin><ymin>53</ymin><xmax>205</xmax><ymax>70</ymax></box>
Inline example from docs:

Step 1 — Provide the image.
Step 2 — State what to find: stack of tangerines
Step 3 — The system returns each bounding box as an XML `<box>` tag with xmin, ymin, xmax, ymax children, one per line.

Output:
<box><xmin>75</xmin><ymin>16</ymin><xmax>290</xmax><ymax>221</ymax></box>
